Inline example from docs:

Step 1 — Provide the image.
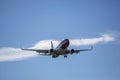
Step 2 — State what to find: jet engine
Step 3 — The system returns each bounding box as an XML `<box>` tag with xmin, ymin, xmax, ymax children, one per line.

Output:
<box><xmin>50</xmin><ymin>49</ymin><xmax>53</xmax><ymax>52</ymax></box>
<box><xmin>70</xmin><ymin>49</ymin><xmax>75</xmax><ymax>54</ymax></box>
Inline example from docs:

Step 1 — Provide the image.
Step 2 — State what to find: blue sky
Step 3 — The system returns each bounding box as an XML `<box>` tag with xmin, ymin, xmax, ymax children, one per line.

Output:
<box><xmin>0</xmin><ymin>0</ymin><xmax>120</xmax><ymax>80</ymax></box>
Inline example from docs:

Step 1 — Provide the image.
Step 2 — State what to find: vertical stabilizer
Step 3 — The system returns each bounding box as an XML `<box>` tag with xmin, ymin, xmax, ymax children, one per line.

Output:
<box><xmin>51</xmin><ymin>41</ymin><xmax>54</xmax><ymax>49</ymax></box>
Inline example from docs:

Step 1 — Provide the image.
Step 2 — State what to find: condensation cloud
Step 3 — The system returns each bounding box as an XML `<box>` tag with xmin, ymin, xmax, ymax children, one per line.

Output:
<box><xmin>0</xmin><ymin>34</ymin><xmax>116</xmax><ymax>62</ymax></box>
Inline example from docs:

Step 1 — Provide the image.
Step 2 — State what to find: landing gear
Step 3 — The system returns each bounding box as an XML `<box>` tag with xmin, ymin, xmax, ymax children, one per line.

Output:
<box><xmin>52</xmin><ymin>54</ymin><xmax>58</xmax><ymax>58</ymax></box>
<box><xmin>64</xmin><ymin>55</ymin><xmax>67</xmax><ymax>58</ymax></box>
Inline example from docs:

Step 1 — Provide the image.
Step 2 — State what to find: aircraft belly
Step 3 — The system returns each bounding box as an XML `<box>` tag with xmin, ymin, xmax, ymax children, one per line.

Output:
<box><xmin>55</xmin><ymin>49</ymin><xmax>67</xmax><ymax>55</ymax></box>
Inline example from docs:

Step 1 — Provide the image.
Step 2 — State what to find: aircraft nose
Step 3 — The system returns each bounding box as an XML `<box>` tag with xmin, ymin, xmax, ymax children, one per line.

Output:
<box><xmin>65</xmin><ymin>39</ymin><xmax>69</xmax><ymax>46</ymax></box>
<box><xmin>65</xmin><ymin>39</ymin><xmax>69</xmax><ymax>41</ymax></box>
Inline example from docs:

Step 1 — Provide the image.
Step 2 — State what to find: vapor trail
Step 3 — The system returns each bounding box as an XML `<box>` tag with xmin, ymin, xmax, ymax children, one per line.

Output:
<box><xmin>70</xmin><ymin>34</ymin><xmax>115</xmax><ymax>46</ymax></box>
<box><xmin>32</xmin><ymin>34</ymin><xmax>115</xmax><ymax>49</ymax></box>
<box><xmin>0</xmin><ymin>48</ymin><xmax>37</xmax><ymax>61</ymax></box>
<box><xmin>0</xmin><ymin>34</ymin><xmax>116</xmax><ymax>62</ymax></box>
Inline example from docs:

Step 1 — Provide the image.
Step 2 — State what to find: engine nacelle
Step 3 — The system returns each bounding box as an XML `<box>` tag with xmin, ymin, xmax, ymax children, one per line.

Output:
<box><xmin>50</xmin><ymin>49</ymin><xmax>54</xmax><ymax>52</ymax></box>
<box><xmin>71</xmin><ymin>49</ymin><xmax>75</xmax><ymax>54</ymax></box>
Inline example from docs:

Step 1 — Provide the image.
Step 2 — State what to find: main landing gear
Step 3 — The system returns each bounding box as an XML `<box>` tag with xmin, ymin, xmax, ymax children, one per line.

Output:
<box><xmin>64</xmin><ymin>55</ymin><xmax>67</xmax><ymax>58</ymax></box>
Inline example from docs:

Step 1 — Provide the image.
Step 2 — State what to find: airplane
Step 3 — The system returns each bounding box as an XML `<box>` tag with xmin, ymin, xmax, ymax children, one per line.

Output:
<box><xmin>21</xmin><ymin>39</ymin><xmax>93</xmax><ymax>58</ymax></box>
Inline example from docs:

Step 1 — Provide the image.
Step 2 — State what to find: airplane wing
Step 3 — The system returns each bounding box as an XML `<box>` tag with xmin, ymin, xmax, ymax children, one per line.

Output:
<box><xmin>68</xmin><ymin>46</ymin><xmax>93</xmax><ymax>54</ymax></box>
<box><xmin>21</xmin><ymin>48</ymin><xmax>49</xmax><ymax>53</ymax></box>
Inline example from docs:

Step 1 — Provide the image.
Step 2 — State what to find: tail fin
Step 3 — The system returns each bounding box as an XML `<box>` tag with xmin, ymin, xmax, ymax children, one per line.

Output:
<box><xmin>51</xmin><ymin>41</ymin><xmax>54</xmax><ymax>49</ymax></box>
